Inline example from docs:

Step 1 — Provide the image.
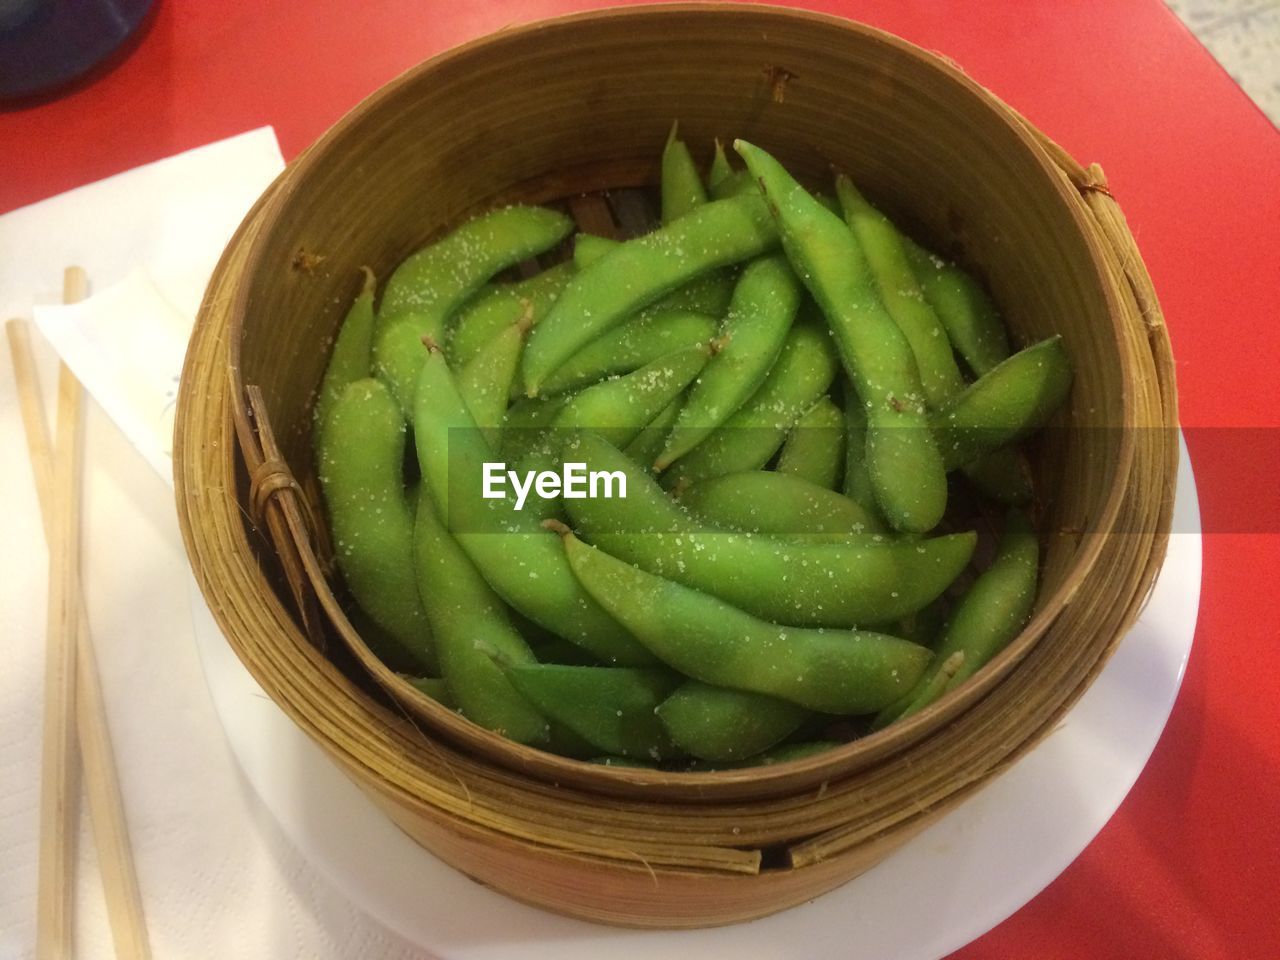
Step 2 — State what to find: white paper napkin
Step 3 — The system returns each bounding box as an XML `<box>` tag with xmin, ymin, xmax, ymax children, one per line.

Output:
<box><xmin>0</xmin><ymin>130</ymin><xmax>433</xmax><ymax>960</ymax></box>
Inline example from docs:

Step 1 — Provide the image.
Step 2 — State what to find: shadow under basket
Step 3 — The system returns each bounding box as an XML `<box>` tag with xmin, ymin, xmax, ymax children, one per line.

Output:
<box><xmin>174</xmin><ymin>3</ymin><xmax>1178</xmax><ymax>930</ymax></box>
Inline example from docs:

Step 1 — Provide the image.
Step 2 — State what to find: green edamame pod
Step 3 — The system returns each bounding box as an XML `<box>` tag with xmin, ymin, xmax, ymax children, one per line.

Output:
<box><xmin>499</xmin><ymin>393</ymin><xmax>570</xmax><ymax>461</ymax></box>
<box><xmin>707</xmin><ymin>139</ymin><xmax>733</xmax><ymax>193</ymax></box>
<box><xmin>523</xmin><ymin>191</ymin><xmax>779</xmax><ymax>394</ymax></box>
<box><xmin>842</xmin><ymin>388</ymin><xmax>880</xmax><ymax>516</ymax></box>
<box><xmin>503</xmin><ymin>664</ymin><xmax>681</xmax><ymax>760</ymax></box>
<box><xmin>538</xmin><ymin>309</ymin><xmax>717</xmax><ymax>396</ymax></box>
<box><xmin>878</xmin><ymin>509</ymin><xmax>1039</xmax><ymax>726</ymax></box>
<box><xmin>902</xmin><ymin>238</ymin><xmax>1009</xmax><ymax>377</ymax></box>
<box><xmin>553</xmin><ymin>343</ymin><xmax>711</xmax><ymax>449</ymax></box>
<box><xmin>661</xmin><ymin>123</ymin><xmax>709</xmax><ymax>223</ymax></box>
<box><xmin>558</xmin><ymin>529</ymin><xmax>931</xmax><ymax>713</ymax></box>
<box><xmin>315</xmin><ymin>267</ymin><xmax>377</xmax><ymax>429</ymax></box>
<box><xmin>709</xmin><ymin>169</ymin><xmax>756</xmax><ymax>200</ymax></box>
<box><xmin>870</xmin><ymin>651</ymin><xmax>966</xmax><ymax>731</ymax></box>
<box><xmin>574</xmin><ymin>233</ymin><xmax>737</xmax><ymax>318</ymax></box>
<box><xmin>413</xmin><ymin>491</ymin><xmax>548</xmax><ymax>744</ymax></box>
<box><xmin>736</xmin><ymin>141</ymin><xmax>947</xmax><ymax>534</ymax></box>
<box><xmin>662</xmin><ymin>321</ymin><xmax>838</xmax><ymax>487</ymax></box>
<box><xmin>316</xmin><ymin>378</ymin><xmax>435</xmax><ymax>674</ymax></box>
<box><xmin>448</xmin><ymin>262</ymin><xmax>573</xmax><ymax>367</ymax></box>
<box><xmin>835</xmin><ymin>176</ymin><xmax>967</xmax><ymax>408</ymax></box>
<box><xmin>412</xmin><ymin>342</ymin><xmax>654</xmax><ymax>665</ymax></box>
<box><xmin>457</xmin><ymin>316</ymin><xmax>528</xmax><ymax>434</ymax></box>
<box><xmin>680</xmin><ymin>471</ymin><xmax>886</xmax><ymax>539</ymax></box>
<box><xmin>775</xmin><ymin>395</ymin><xmax>846</xmax><ymax>491</ymax></box>
<box><xmin>404</xmin><ymin>676</ymin><xmax>457</xmax><ymax>710</ymax></box>
<box><xmin>656</xmin><ymin>682</ymin><xmax>810</xmax><ymax>762</ymax></box>
<box><xmin>562</xmin><ymin>431</ymin><xmax>976</xmax><ymax>627</ymax></box>
<box><xmin>380</xmin><ymin>205</ymin><xmax>573</xmax><ymax>326</ymax></box>
<box><xmin>657</xmin><ymin>254</ymin><xmax>802</xmax><ymax>469</ymax></box>
<box><xmin>931</xmin><ymin>336</ymin><xmax>1073</xmax><ymax>469</ymax></box>
<box><xmin>960</xmin><ymin>446</ymin><xmax>1035</xmax><ymax>505</ymax></box>
<box><xmin>622</xmin><ymin>394</ymin><xmax>686</xmax><ymax>475</ymax></box>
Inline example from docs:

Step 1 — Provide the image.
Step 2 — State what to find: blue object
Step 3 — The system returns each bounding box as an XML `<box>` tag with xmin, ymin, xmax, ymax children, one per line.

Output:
<box><xmin>0</xmin><ymin>0</ymin><xmax>155</xmax><ymax>100</ymax></box>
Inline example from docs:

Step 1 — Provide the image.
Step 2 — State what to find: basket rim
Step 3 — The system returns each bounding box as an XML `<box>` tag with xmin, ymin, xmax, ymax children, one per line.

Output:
<box><xmin>207</xmin><ymin>2</ymin><xmax>1142</xmax><ymax>799</ymax></box>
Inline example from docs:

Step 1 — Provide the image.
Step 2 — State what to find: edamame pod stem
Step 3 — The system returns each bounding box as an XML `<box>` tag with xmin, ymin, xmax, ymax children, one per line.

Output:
<box><xmin>835</xmin><ymin>176</ymin><xmax>967</xmax><ymax>408</ymax></box>
<box><xmin>661</xmin><ymin>321</ymin><xmax>838</xmax><ymax>487</ymax></box>
<box><xmin>657</xmin><ymin>254</ymin><xmax>802</xmax><ymax>469</ymax></box>
<box><xmin>656</xmin><ymin>682</ymin><xmax>810</xmax><ymax>762</ymax></box>
<box><xmin>412</xmin><ymin>341</ymin><xmax>655</xmax><ymax>665</ymax></box>
<box><xmin>449</xmin><ymin>261</ymin><xmax>574</xmax><ymax>367</ymax></box>
<box><xmin>523</xmin><ymin>191</ymin><xmax>779</xmax><ymax>394</ymax></box>
<box><xmin>315</xmin><ymin>267</ymin><xmax>376</xmax><ymax>429</ymax></box>
<box><xmin>413</xmin><ymin>489</ymin><xmax>548</xmax><ymax>744</ymax></box>
<box><xmin>316</xmin><ymin>378</ymin><xmax>436</xmax><ymax>674</ymax></box>
<box><xmin>557</xmin><ymin>528</ymin><xmax>932</xmax><ymax>713</ymax></box>
<box><xmin>775</xmin><ymin>395</ymin><xmax>846</xmax><ymax>491</ymax></box>
<box><xmin>457</xmin><ymin>316</ymin><xmax>529</xmax><ymax>434</ymax></box>
<box><xmin>553</xmin><ymin>343</ymin><xmax>711</xmax><ymax>449</ymax></box>
<box><xmin>707</xmin><ymin>139</ymin><xmax>733</xmax><ymax>193</ymax></box>
<box><xmin>503</xmin><ymin>664</ymin><xmax>681</xmax><ymax>760</ymax></box>
<box><xmin>878</xmin><ymin>509</ymin><xmax>1039</xmax><ymax>727</ymax></box>
<box><xmin>661</xmin><ymin>122</ymin><xmax>709</xmax><ymax>224</ymax></box>
<box><xmin>902</xmin><ymin>237</ymin><xmax>1009</xmax><ymax>377</ymax></box>
<box><xmin>735</xmin><ymin>140</ymin><xmax>947</xmax><ymax>534</ymax></box>
<box><xmin>842</xmin><ymin>388</ymin><xmax>880</xmax><ymax>516</ymax></box>
<box><xmin>538</xmin><ymin>309</ymin><xmax>717</xmax><ymax>396</ymax></box>
<box><xmin>563</xmin><ymin>431</ymin><xmax>976</xmax><ymax>627</ymax></box>
<box><xmin>379</xmin><ymin>205</ymin><xmax>573</xmax><ymax>326</ymax></box>
<box><xmin>680</xmin><ymin>471</ymin><xmax>886</xmax><ymax>539</ymax></box>
<box><xmin>574</xmin><ymin>233</ymin><xmax>737</xmax><ymax>318</ymax></box>
<box><xmin>930</xmin><ymin>336</ymin><xmax>1073</xmax><ymax>469</ymax></box>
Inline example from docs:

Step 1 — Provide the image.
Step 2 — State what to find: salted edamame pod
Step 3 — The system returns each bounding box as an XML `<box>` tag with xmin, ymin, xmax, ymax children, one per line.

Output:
<box><xmin>876</xmin><ymin>509</ymin><xmax>1039</xmax><ymax>727</ymax></box>
<box><xmin>901</xmin><ymin>237</ymin><xmax>1009</xmax><ymax>377</ymax></box>
<box><xmin>457</xmin><ymin>316</ymin><xmax>529</xmax><ymax>434</ymax></box>
<box><xmin>537</xmin><ymin>309</ymin><xmax>717</xmax><ymax>396</ymax></box>
<box><xmin>553</xmin><ymin>342</ymin><xmax>711</xmax><ymax>449</ymax></box>
<box><xmin>657</xmin><ymin>254</ymin><xmax>802</xmax><ymax>469</ymax></box>
<box><xmin>775</xmin><ymin>395</ymin><xmax>846</xmax><ymax>491</ymax></box>
<box><xmin>503</xmin><ymin>664</ymin><xmax>682</xmax><ymax>760</ymax></box>
<box><xmin>736</xmin><ymin>140</ymin><xmax>947</xmax><ymax>534</ymax></box>
<box><xmin>563</xmin><ymin>431</ymin><xmax>976</xmax><ymax>627</ymax></box>
<box><xmin>412</xmin><ymin>341</ymin><xmax>655</xmax><ymax>666</ymax></box>
<box><xmin>661</xmin><ymin>320</ymin><xmax>838</xmax><ymax>487</ymax></box>
<box><xmin>448</xmin><ymin>261</ymin><xmax>574</xmax><ymax>367</ymax></box>
<box><xmin>622</xmin><ymin>394</ymin><xmax>686</xmax><ymax>474</ymax></box>
<box><xmin>707</xmin><ymin>139</ymin><xmax>733</xmax><ymax>194</ymax></box>
<box><xmin>656</xmin><ymin>682</ymin><xmax>810</xmax><ymax>762</ymax></box>
<box><xmin>661</xmin><ymin>123</ymin><xmax>709</xmax><ymax>223</ymax></box>
<box><xmin>835</xmin><ymin>176</ymin><xmax>967</xmax><ymax>408</ymax></box>
<box><xmin>680</xmin><ymin>471</ymin><xmax>886</xmax><ymax>538</ymax></box>
<box><xmin>413</xmin><ymin>491</ymin><xmax>548</xmax><ymax>744</ymax></box>
<box><xmin>573</xmin><ymin>233</ymin><xmax>737</xmax><ymax>318</ymax></box>
<box><xmin>930</xmin><ymin>336</ymin><xmax>1073</xmax><ymax>469</ymax></box>
<box><xmin>523</xmin><ymin>191</ymin><xmax>779</xmax><ymax>395</ymax></box>
<box><xmin>379</xmin><ymin>205</ymin><xmax>573</xmax><ymax>326</ymax></box>
<box><xmin>315</xmin><ymin>267</ymin><xmax>377</xmax><ymax>429</ymax></box>
<box><xmin>557</xmin><ymin>528</ymin><xmax>931</xmax><ymax>714</ymax></box>
<box><xmin>316</xmin><ymin>378</ymin><xmax>435</xmax><ymax>674</ymax></box>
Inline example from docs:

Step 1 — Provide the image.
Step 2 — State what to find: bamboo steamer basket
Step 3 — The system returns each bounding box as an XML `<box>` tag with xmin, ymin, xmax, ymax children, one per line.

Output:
<box><xmin>174</xmin><ymin>3</ymin><xmax>1177</xmax><ymax>928</ymax></box>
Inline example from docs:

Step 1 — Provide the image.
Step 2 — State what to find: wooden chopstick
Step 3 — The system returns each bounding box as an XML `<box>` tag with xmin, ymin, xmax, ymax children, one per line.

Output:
<box><xmin>10</xmin><ymin>267</ymin><xmax>152</xmax><ymax>960</ymax></box>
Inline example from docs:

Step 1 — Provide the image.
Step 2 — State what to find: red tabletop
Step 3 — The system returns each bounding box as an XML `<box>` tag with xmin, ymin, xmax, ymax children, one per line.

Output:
<box><xmin>5</xmin><ymin>1</ymin><xmax>1278</xmax><ymax>956</ymax></box>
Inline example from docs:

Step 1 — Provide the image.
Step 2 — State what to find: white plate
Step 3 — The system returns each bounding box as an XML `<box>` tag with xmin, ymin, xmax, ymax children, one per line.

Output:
<box><xmin>187</xmin><ymin>436</ymin><xmax>1200</xmax><ymax>960</ymax></box>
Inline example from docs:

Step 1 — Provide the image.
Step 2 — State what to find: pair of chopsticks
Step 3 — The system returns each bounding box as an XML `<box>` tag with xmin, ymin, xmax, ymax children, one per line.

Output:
<box><xmin>7</xmin><ymin>267</ymin><xmax>152</xmax><ymax>960</ymax></box>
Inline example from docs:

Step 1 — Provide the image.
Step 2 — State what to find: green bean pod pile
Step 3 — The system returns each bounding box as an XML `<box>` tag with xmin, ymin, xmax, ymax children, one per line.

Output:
<box><xmin>311</xmin><ymin>127</ymin><xmax>1074</xmax><ymax>770</ymax></box>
